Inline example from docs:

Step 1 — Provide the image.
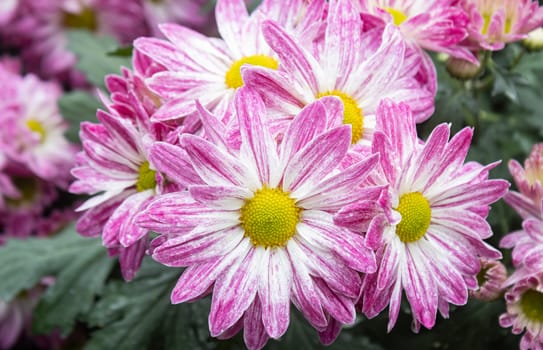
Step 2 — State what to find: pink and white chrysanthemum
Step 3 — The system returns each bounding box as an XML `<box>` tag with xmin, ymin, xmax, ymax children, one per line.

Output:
<box><xmin>459</xmin><ymin>0</ymin><xmax>543</xmax><ymax>51</ymax></box>
<box><xmin>501</xmin><ymin>212</ymin><xmax>543</xmax><ymax>276</ymax></box>
<box><xmin>134</xmin><ymin>0</ymin><xmax>325</xmax><ymax>124</ymax></box>
<box><xmin>0</xmin><ymin>62</ymin><xmax>76</xmax><ymax>186</ymax></box>
<box><xmin>356</xmin><ymin>0</ymin><xmax>476</xmax><ymax>63</ymax></box>
<box><xmin>243</xmin><ymin>0</ymin><xmax>434</xmax><ymax>148</ymax></box>
<box><xmin>505</xmin><ymin>143</ymin><xmax>543</xmax><ymax>220</ymax></box>
<box><xmin>335</xmin><ymin>99</ymin><xmax>509</xmax><ymax>331</ymax></box>
<box><xmin>136</xmin><ymin>88</ymin><xmax>379</xmax><ymax>350</ymax></box>
<box><xmin>69</xmin><ymin>90</ymin><xmax>184</xmax><ymax>280</ymax></box>
<box><xmin>16</xmin><ymin>0</ymin><xmax>146</xmax><ymax>85</ymax></box>
<box><xmin>500</xmin><ymin>271</ymin><xmax>543</xmax><ymax>350</ymax></box>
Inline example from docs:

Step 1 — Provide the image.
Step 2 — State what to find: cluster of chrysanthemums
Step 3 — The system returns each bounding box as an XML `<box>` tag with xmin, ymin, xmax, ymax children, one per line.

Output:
<box><xmin>2</xmin><ymin>0</ymin><xmax>543</xmax><ymax>349</ymax></box>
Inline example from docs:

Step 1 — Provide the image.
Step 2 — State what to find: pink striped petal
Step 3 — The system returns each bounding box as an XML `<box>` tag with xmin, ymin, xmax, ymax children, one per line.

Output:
<box><xmin>118</xmin><ymin>238</ymin><xmax>147</xmax><ymax>281</ymax></box>
<box><xmin>133</xmin><ymin>38</ymin><xmax>187</xmax><ymax>71</ymax></box>
<box><xmin>181</xmin><ymin>134</ymin><xmax>249</xmax><ymax>186</ymax></box>
<box><xmin>236</xmin><ymin>87</ymin><xmax>280</xmax><ymax>186</ymax></box>
<box><xmin>149</xmin><ymin>142</ymin><xmax>201</xmax><ymax>187</ymax></box>
<box><xmin>243</xmin><ymin>298</ymin><xmax>269</xmax><ymax>350</ymax></box>
<box><xmin>209</xmin><ymin>245</ymin><xmax>261</xmax><ymax>336</ymax></box>
<box><xmin>284</xmin><ymin>126</ymin><xmax>351</xmax><ymax>195</ymax></box>
<box><xmin>189</xmin><ymin>185</ymin><xmax>251</xmax><ymax>209</ymax></box>
<box><xmin>216</xmin><ymin>0</ymin><xmax>249</xmax><ymax>55</ymax></box>
<box><xmin>258</xmin><ymin>248</ymin><xmax>292</xmax><ymax>339</ymax></box>
<box><xmin>117</xmin><ymin>190</ymin><xmax>154</xmax><ymax>247</ymax></box>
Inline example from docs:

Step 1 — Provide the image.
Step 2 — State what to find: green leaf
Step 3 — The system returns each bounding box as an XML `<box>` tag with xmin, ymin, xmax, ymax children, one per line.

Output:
<box><xmin>58</xmin><ymin>90</ymin><xmax>101</xmax><ymax>143</ymax></box>
<box><xmin>67</xmin><ymin>29</ymin><xmax>131</xmax><ymax>90</ymax></box>
<box><xmin>85</xmin><ymin>258</ymin><xmax>214</xmax><ymax>350</ymax></box>
<box><xmin>0</xmin><ymin>225</ymin><xmax>114</xmax><ymax>336</ymax></box>
<box><xmin>107</xmin><ymin>45</ymin><xmax>133</xmax><ymax>57</ymax></box>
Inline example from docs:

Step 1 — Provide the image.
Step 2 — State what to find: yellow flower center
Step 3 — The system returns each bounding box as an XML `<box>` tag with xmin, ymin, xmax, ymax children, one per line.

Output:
<box><xmin>520</xmin><ymin>289</ymin><xmax>543</xmax><ymax>323</ymax></box>
<box><xmin>383</xmin><ymin>7</ymin><xmax>408</xmax><ymax>26</ymax></box>
<box><xmin>136</xmin><ymin>161</ymin><xmax>157</xmax><ymax>192</ymax></box>
<box><xmin>26</xmin><ymin>119</ymin><xmax>46</xmax><ymax>143</ymax></box>
<box><xmin>482</xmin><ymin>13</ymin><xmax>513</xmax><ymax>35</ymax></box>
<box><xmin>63</xmin><ymin>7</ymin><xmax>97</xmax><ymax>30</ymax></box>
<box><xmin>317</xmin><ymin>90</ymin><xmax>363</xmax><ymax>144</ymax></box>
<box><xmin>225</xmin><ymin>55</ymin><xmax>279</xmax><ymax>89</ymax></box>
<box><xmin>395</xmin><ymin>192</ymin><xmax>432</xmax><ymax>243</ymax></box>
<box><xmin>240</xmin><ymin>187</ymin><xmax>301</xmax><ymax>247</ymax></box>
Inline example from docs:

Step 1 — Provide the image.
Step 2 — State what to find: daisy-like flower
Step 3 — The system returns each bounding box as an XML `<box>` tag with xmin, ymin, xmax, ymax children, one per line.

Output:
<box><xmin>459</xmin><ymin>0</ymin><xmax>543</xmax><ymax>51</ymax></box>
<box><xmin>136</xmin><ymin>88</ymin><xmax>379</xmax><ymax>349</ymax></box>
<box><xmin>355</xmin><ymin>0</ymin><xmax>476</xmax><ymax>63</ymax></box>
<box><xmin>470</xmin><ymin>258</ymin><xmax>507</xmax><ymax>301</ymax></box>
<box><xmin>0</xmin><ymin>61</ymin><xmax>76</xmax><ymax>187</ymax></box>
<box><xmin>501</xmin><ymin>213</ymin><xmax>543</xmax><ymax>276</ymax></box>
<box><xmin>134</xmin><ymin>0</ymin><xmax>325</xmax><ymax>124</ymax></box>
<box><xmin>500</xmin><ymin>271</ymin><xmax>543</xmax><ymax>350</ymax></box>
<box><xmin>15</xmin><ymin>0</ymin><xmax>146</xmax><ymax>85</ymax></box>
<box><xmin>505</xmin><ymin>143</ymin><xmax>543</xmax><ymax>219</ymax></box>
<box><xmin>334</xmin><ymin>99</ymin><xmax>508</xmax><ymax>331</ymax></box>
<box><xmin>243</xmin><ymin>0</ymin><xmax>434</xmax><ymax>148</ymax></box>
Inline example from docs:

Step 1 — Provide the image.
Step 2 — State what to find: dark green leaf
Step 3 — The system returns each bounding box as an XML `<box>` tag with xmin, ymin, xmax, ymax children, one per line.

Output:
<box><xmin>84</xmin><ymin>259</ymin><xmax>214</xmax><ymax>350</ymax></box>
<box><xmin>107</xmin><ymin>45</ymin><xmax>133</xmax><ymax>57</ymax></box>
<box><xmin>67</xmin><ymin>29</ymin><xmax>131</xmax><ymax>90</ymax></box>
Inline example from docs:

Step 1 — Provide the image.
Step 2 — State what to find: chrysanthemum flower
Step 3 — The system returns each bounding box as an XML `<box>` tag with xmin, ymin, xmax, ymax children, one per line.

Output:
<box><xmin>501</xmin><ymin>214</ymin><xmax>543</xmax><ymax>275</ymax></box>
<box><xmin>355</xmin><ymin>0</ymin><xmax>476</xmax><ymax>63</ymax></box>
<box><xmin>0</xmin><ymin>61</ymin><xmax>76</xmax><ymax>186</ymax></box>
<box><xmin>334</xmin><ymin>99</ymin><xmax>508</xmax><ymax>331</ymax></box>
<box><xmin>243</xmin><ymin>0</ymin><xmax>434</xmax><ymax>148</ymax></box>
<box><xmin>69</xmin><ymin>57</ymin><xmax>193</xmax><ymax>280</ymax></box>
<box><xmin>500</xmin><ymin>271</ymin><xmax>543</xmax><ymax>350</ymax></box>
<box><xmin>505</xmin><ymin>143</ymin><xmax>543</xmax><ymax>219</ymax></box>
<box><xmin>14</xmin><ymin>0</ymin><xmax>146</xmax><ymax>85</ymax></box>
<box><xmin>470</xmin><ymin>258</ymin><xmax>507</xmax><ymax>301</ymax></box>
<box><xmin>136</xmin><ymin>88</ymin><xmax>379</xmax><ymax>350</ymax></box>
<box><xmin>459</xmin><ymin>0</ymin><xmax>543</xmax><ymax>51</ymax></box>
<box><xmin>134</xmin><ymin>0</ymin><xmax>325</xmax><ymax>124</ymax></box>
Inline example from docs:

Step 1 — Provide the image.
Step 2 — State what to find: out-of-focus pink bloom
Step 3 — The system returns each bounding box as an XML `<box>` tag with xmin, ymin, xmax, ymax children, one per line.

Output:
<box><xmin>470</xmin><ymin>258</ymin><xmax>507</xmax><ymax>301</ymax></box>
<box><xmin>500</xmin><ymin>271</ymin><xmax>543</xmax><ymax>350</ymax></box>
<box><xmin>501</xmin><ymin>213</ymin><xmax>543</xmax><ymax>276</ymax></box>
<box><xmin>0</xmin><ymin>61</ymin><xmax>77</xmax><ymax>187</ymax></box>
<box><xmin>11</xmin><ymin>0</ymin><xmax>146</xmax><ymax>86</ymax></box>
<box><xmin>459</xmin><ymin>0</ymin><xmax>543</xmax><ymax>51</ymax></box>
<box><xmin>356</xmin><ymin>0</ymin><xmax>476</xmax><ymax>63</ymax></box>
<box><xmin>0</xmin><ymin>0</ymin><xmax>18</xmax><ymax>26</ymax></box>
<box><xmin>335</xmin><ymin>99</ymin><xmax>508</xmax><ymax>332</ymax></box>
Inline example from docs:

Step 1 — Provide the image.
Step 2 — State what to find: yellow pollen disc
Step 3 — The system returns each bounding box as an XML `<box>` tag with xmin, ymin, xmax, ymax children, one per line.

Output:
<box><xmin>63</xmin><ymin>7</ymin><xmax>97</xmax><ymax>30</ymax></box>
<box><xmin>317</xmin><ymin>90</ymin><xmax>363</xmax><ymax>144</ymax></box>
<box><xmin>395</xmin><ymin>192</ymin><xmax>432</xmax><ymax>243</ymax></box>
<box><xmin>384</xmin><ymin>7</ymin><xmax>408</xmax><ymax>26</ymax></box>
<box><xmin>26</xmin><ymin>119</ymin><xmax>46</xmax><ymax>143</ymax></box>
<box><xmin>240</xmin><ymin>187</ymin><xmax>301</xmax><ymax>248</ymax></box>
<box><xmin>225</xmin><ymin>55</ymin><xmax>279</xmax><ymax>89</ymax></box>
<box><xmin>136</xmin><ymin>161</ymin><xmax>157</xmax><ymax>192</ymax></box>
<box><xmin>520</xmin><ymin>289</ymin><xmax>543</xmax><ymax>323</ymax></box>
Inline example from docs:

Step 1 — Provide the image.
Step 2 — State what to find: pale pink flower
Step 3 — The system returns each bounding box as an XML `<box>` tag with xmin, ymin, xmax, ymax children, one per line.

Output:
<box><xmin>470</xmin><ymin>258</ymin><xmax>507</xmax><ymax>301</ymax></box>
<box><xmin>500</xmin><ymin>271</ymin><xmax>543</xmax><ymax>350</ymax></box>
<box><xmin>242</xmin><ymin>0</ymin><xmax>434</xmax><ymax>148</ymax></box>
<box><xmin>356</xmin><ymin>0</ymin><xmax>476</xmax><ymax>63</ymax></box>
<box><xmin>459</xmin><ymin>0</ymin><xmax>543</xmax><ymax>51</ymax></box>
<box><xmin>335</xmin><ymin>99</ymin><xmax>508</xmax><ymax>331</ymax></box>
<box><xmin>0</xmin><ymin>62</ymin><xmax>76</xmax><ymax>187</ymax></box>
<box><xmin>134</xmin><ymin>0</ymin><xmax>325</xmax><ymax>124</ymax></box>
<box><xmin>136</xmin><ymin>88</ymin><xmax>379</xmax><ymax>349</ymax></box>
<box><xmin>501</xmin><ymin>214</ymin><xmax>543</xmax><ymax>275</ymax></box>
<box><xmin>505</xmin><ymin>143</ymin><xmax>543</xmax><ymax>220</ymax></box>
